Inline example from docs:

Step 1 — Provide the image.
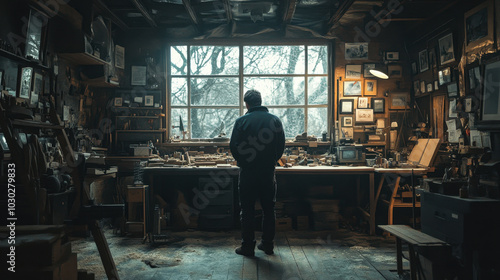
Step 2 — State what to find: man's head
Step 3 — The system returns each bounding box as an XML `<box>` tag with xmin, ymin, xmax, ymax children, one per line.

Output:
<box><xmin>243</xmin><ymin>90</ymin><xmax>262</xmax><ymax>108</ymax></box>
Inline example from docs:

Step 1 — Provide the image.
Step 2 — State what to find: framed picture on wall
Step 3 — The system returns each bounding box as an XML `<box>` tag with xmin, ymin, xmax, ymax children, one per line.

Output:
<box><xmin>438</xmin><ymin>33</ymin><xmax>455</xmax><ymax>65</ymax></box>
<box><xmin>419</xmin><ymin>49</ymin><xmax>429</xmax><ymax>72</ymax></box>
<box><xmin>131</xmin><ymin>66</ymin><xmax>147</xmax><ymax>86</ymax></box>
<box><xmin>428</xmin><ymin>47</ymin><xmax>437</xmax><ymax>69</ymax></box>
<box><xmin>345</xmin><ymin>65</ymin><xmax>362</xmax><ymax>79</ymax></box>
<box><xmin>342</xmin><ymin>116</ymin><xmax>353</xmax><ymax>127</ymax></box>
<box><xmin>31</xmin><ymin>73</ymin><xmax>43</xmax><ymax>107</ymax></box>
<box><xmin>414</xmin><ymin>80</ymin><xmax>420</xmax><ymax>95</ymax></box>
<box><xmin>364</xmin><ymin>80</ymin><xmax>377</xmax><ymax>96</ymax></box>
<box><xmin>343</xmin><ymin>81</ymin><xmax>362</xmax><ymax>96</ymax></box>
<box><xmin>390</xmin><ymin>92</ymin><xmax>410</xmax><ymax>110</ymax></box>
<box><xmin>388</xmin><ymin>64</ymin><xmax>402</xmax><ymax>78</ymax></box>
<box><xmin>466</xmin><ymin>63</ymin><xmax>481</xmax><ymax>94</ymax></box>
<box><xmin>114</xmin><ymin>97</ymin><xmax>123</xmax><ymax>107</ymax></box>
<box><xmin>464</xmin><ymin>1</ymin><xmax>494</xmax><ymax>53</ymax></box>
<box><xmin>481</xmin><ymin>57</ymin><xmax>500</xmax><ymax>121</ymax></box>
<box><xmin>144</xmin><ymin>95</ymin><xmax>154</xmax><ymax>106</ymax></box>
<box><xmin>345</xmin><ymin>43</ymin><xmax>368</xmax><ymax>60</ymax></box>
<box><xmin>371</xmin><ymin>98</ymin><xmax>385</xmax><ymax>113</ymax></box>
<box><xmin>411</xmin><ymin>62</ymin><xmax>418</xmax><ymax>75</ymax></box>
<box><xmin>355</xmin><ymin>109</ymin><xmax>374</xmax><ymax>123</ymax></box>
<box><xmin>339</xmin><ymin>99</ymin><xmax>354</xmax><ymax>114</ymax></box>
<box><xmin>363</xmin><ymin>63</ymin><xmax>376</xmax><ymax>78</ymax></box>
<box><xmin>439</xmin><ymin>67</ymin><xmax>452</xmax><ymax>85</ymax></box>
<box><xmin>18</xmin><ymin>67</ymin><xmax>33</xmax><ymax>99</ymax></box>
<box><xmin>358</xmin><ymin>97</ymin><xmax>369</xmax><ymax>109</ymax></box>
<box><xmin>25</xmin><ymin>10</ymin><xmax>45</xmax><ymax>61</ymax></box>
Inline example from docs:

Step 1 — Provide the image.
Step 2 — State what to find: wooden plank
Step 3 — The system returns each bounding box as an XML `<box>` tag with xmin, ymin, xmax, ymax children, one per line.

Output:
<box><xmin>241</xmin><ymin>255</ymin><xmax>258</xmax><ymax>280</ymax></box>
<box><xmin>275</xmin><ymin>232</ymin><xmax>302</xmax><ymax>279</ymax></box>
<box><xmin>378</xmin><ymin>225</ymin><xmax>446</xmax><ymax>245</ymax></box>
<box><xmin>301</xmin><ymin>245</ymin><xmax>332</xmax><ymax>280</ymax></box>
<box><xmin>419</xmin><ymin>138</ymin><xmax>441</xmax><ymax>167</ymax></box>
<box><xmin>290</xmin><ymin>245</ymin><xmax>316</xmax><ymax>280</ymax></box>
<box><xmin>407</xmin><ymin>139</ymin><xmax>427</xmax><ymax>164</ymax></box>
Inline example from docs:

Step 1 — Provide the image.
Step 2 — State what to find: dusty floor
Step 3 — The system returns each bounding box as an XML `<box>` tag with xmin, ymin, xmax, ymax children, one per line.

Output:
<box><xmin>72</xmin><ymin>228</ymin><xmax>405</xmax><ymax>280</ymax></box>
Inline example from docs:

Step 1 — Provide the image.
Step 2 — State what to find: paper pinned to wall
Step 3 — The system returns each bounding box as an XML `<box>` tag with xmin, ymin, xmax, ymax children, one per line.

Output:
<box><xmin>470</xmin><ymin>130</ymin><xmax>482</xmax><ymax>147</ymax></box>
<box><xmin>448</xmin><ymin>129</ymin><xmax>461</xmax><ymax>143</ymax></box>
<box><xmin>446</xmin><ymin>119</ymin><xmax>457</xmax><ymax>131</ymax></box>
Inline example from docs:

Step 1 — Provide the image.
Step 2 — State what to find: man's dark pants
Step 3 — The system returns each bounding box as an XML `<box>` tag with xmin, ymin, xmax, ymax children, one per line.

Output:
<box><xmin>238</xmin><ymin>167</ymin><xmax>277</xmax><ymax>247</ymax></box>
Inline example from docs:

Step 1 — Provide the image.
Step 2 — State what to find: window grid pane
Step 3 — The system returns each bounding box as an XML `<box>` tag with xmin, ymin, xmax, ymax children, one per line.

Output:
<box><xmin>168</xmin><ymin>44</ymin><xmax>329</xmax><ymax>139</ymax></box>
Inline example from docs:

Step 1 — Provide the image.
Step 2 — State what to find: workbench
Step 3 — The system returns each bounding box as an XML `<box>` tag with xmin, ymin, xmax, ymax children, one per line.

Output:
<box><xmin>142</xmin><ymin>166</ymin><xmax>436</xmax><ymax>239</ymax></box>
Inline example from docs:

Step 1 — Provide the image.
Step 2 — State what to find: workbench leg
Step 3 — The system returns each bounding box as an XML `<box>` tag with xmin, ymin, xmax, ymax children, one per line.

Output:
<box><xmin>369</xmin><ymin>173</ymin><xmax>375</xmax><ymax>235</ymax></box>
<box><xmin>396</xmin><ymin>238</ymin><xmax>403</xmax><ymax>276</ymax></box>
<box><xmin>409</xmin><ymin>245</ymin><xmax>417</xmax><ymax>280</ymax></box>
<box><xmin>89</xmin><ymin>220</ymin><xmax>120</xmax><ymax>280</ymax></box>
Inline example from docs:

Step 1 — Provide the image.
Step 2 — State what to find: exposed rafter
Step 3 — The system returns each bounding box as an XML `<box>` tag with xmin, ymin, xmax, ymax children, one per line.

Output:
<box><xmin>130</xmin><ymin>0</ymin><xmax>157</xmax><ymax>28</ymax></box>
<box><xmin>282</xmin><ymin>0</ymin><xmax>298</xmax><ymax>25</ymax></box>
<box><xmin>94</xmin><ymin>0</ymin><xmax>129</xmax><ymax>30</ymax></box>
<box><xmin>222</xmin><ymin>0</ymin><xmax>233</xmax><ymax>24</ymax></box>
<box><xmin>182</xmin><ymin>0</ymin><xmax>202</xmax><ymax>26</ymax></box>
<box><xmin>326</xmin><ymin>0</ymin><xmax>356</xmax><ymax>36</ymax></box>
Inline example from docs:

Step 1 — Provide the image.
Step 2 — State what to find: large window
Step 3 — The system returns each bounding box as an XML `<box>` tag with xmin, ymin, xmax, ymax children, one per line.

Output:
<box><xmin>169</xmin><ymin>44</ymin><xmax>330</xmax><ymax>139</ymax></box>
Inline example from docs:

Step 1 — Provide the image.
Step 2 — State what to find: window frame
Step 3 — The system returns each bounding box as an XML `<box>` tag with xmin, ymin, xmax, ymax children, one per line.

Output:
<box><xmin>167</xmin><ymin>40</ymin><xmax>333</xmax><ymax>140</ymax></box>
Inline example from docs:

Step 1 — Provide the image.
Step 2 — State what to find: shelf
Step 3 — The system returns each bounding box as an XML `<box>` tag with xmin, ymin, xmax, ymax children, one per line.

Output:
<box><xmin>58</xmin><ymin>52</ymin><xmax>108</xmax><ymax>65</ymax></box>
<box><xmin>0</xmin><ymin>49</ymin><xmax>50</xmax><ymax>70</ymax></box>
<box><xmin>116</xmin><ymin>130</ymin><xmax>165</xmax><ymax>133</ymax></box>
<box><xmin>81</xmin><ymin>77</ymin><xmax>119</xmax><ymax>88</ymax></box>
<box><xmin>12</xmin><ymin>119</ymin><xmax>64</xmax><ymax>130</ymax></box>
<box><xmin>116</xmin><ymin>115</ymin><xmax>160</xmax><ymax>118</ymax></box>
<box><xmin>113</xmin><ymin>107</ymin><xmax>162</xmax><ymax>110</ymax></box>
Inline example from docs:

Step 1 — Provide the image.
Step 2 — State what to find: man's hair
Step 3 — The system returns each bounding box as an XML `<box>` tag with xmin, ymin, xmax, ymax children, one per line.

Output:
<box><xmin>243</xmin><ymin>90</ymin><xmax>262</xmax><ymax>107</ymax></box>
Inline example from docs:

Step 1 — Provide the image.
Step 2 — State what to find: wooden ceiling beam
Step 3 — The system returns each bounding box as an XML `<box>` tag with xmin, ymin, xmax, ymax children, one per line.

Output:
<box><xmin>282</xmin><ymin>0</ymin><xmax>298</xmax><ymax>25</ymax></box>
<box><xmin>93</xmin><ymin>0</ymin><xmax>129</xmax><ymax>30</ymax></box>
<box><xmin>222</xmin><ymin>0</ymin><xmax>233</xmax><ymax>24</ymax></box>
<box><xmin>326</xmin><ymin>0</ymin><xmax>356</xmax><ymax>35</ymax></box>
<box><xmin>182</xmin><ymin>0</ymin><xmax>202</xmax><ymax>26</ymax></box>
<box><xmin>379</xmin><ymin>17</ymin><xmax>428</xmax><ymax>22</ymax></box>
<box><xmin>130</xmin><ymin>0</ymin><xmax>158</xmax><ymax>28</ymax></box>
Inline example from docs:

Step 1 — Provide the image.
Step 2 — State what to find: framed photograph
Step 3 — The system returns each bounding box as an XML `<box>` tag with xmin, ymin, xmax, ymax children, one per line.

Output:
<box><xmin>427</xmin><ymin>83</ymin><xmax>433</xmax><ymax>93</ymax></box>
<box><xmin>339</xmin><ymin>99</ymin><xmax>354</xmax><ymax>114</ymax></box>
<box><xmin>343</xmin><ymin>81</ymin><xmax>362</xmax><ymax>96</ymax></box>
<box><xmin>420</xmin><ymin>80</ymin><xmax>426</xmax><ymax>94</ymax></box>
<box><xmin>413</xmin><ymin>80</ymin><xmax>420</xmax><ymax>95</ymax></box>
<box><xmin>385</xmin><ymin>51</ymin><xmax>399</xmax><ymax>61</ymax></box>
<box><xmin>115</xmin><ymin>45</ymin><xmax>125</xmax><ymax>69</ymax></box>
<box><xmin>363</xmin><ymin>63</ymin><xmax>376</xmax><ymax>78</ymax></box>
<box><xmin>465</xmin><ymin>1</ymin><xmax>494</xmax><ymax>53</ymax></box>
<box><xmin>438</xmin><ymin>67</ymin><xmax>452</xmax><ymax>85</ymax></box>
<box><xmin>364</xmin><ymin>80</ymin><xmax>377</xmax><ymax>96</ymax></box>
<box><xmin>411</xmin><ymin>62</ymin><xmax>418</xmax><ymax>75</ymax></box>
<box><xmin>481</xmin><ymin>57</ymin><xmax>500</xmax><ymax>121</ymax></box>
<box><xmin>449</xmin><ymin>99</ymin><xmax>458</xmax><ymax>118</ymax></box>
<box><xmin>467</xmin><ymin>64</ymin><xmax>481</xmax><ymax>93</ymax></box>
<box><xmin>345</xmin><ymin>65</ymin><xmax>362</xmax><ymax>79</ymax></box>
<box><xmin>25</xmin><ymin>10</ymin><xmax>45</xmax><ymax>61</ymax></box>
<box><xmin>419</xmin><ymin>49</ymin><xmax>429</xmax><ymax>72</ymax></box>
<box><xmin>388</xmin><ymin>64</ymin><xmax>402</xmax><ymax>78</ymax></box>
<box><xmin>434</xmin><ymin>80</ymin><xmax>439</xmax><ymax>90</ymax></box>
<box><xmin>372</xmin><ymin>98</ymin><xmax>385</xmax><ymax>113</ymax></box>
<box><xmin>447</xmin><ymin>82</ymin><xmax>458</xmax><ymax>97</ymax></box>
<box><xmin>465</xmin><ymin>97</ymin><xmax>473</xmax><ymax>113</ymax></box>
<box><xmin>131</xmin><ymin>66</ymin><xmax>147</xmax><ymax>86</ymax></box>
<box><xmin>438</xmin><ymin>33</ymin><xmax>455</xmax><ymax>65</ymax></box>
<box><xmin>114</xmin><ymin>97</ymin><xmax>123</xmax><ymax>107</ymax></box>
<box><xmin>341</xmin><ymin>127</ymin><xmax>354</xmax><ymax>139</ymax></box>
<box><xmin>428</xmin><ymin>48</ymin><xmax>437</xmax><ymax>69</ymax></box>
<box><xmin>342</xmin><ymin>116</ymin><xmax>353</xmax><ymax>127</ymax></box>
<box><xmin>355</xmin><ymin>109</ymin><xmax>374</xmax><ymax>123</ymax></box>
<box><xmin>31</xmin><ymin>73</ymin><xmax>43</xmax><ymax>107</ymax></box>
<box><xmin>144</xmin><ymin>95</ymin><xmax>154</xmax><ymax>106</ymax></box>
<box><xmin>358</xmin><ymin>97</ymin><xmax>369</xmax><ymax>109</ymax></box>
<box><xmin>390</xmin><ymin>92</ymin><xmax>410</xmax><ymax>110</ymax></box>
<box><xmin>345</xmin><ymin>43</ymin><xmax>368</xmax><ymax>60</ymax></box>
<box><xmin>18</xmin><ymin>67</ymin><xmax>33</xmax><ymax>99</ymax></box>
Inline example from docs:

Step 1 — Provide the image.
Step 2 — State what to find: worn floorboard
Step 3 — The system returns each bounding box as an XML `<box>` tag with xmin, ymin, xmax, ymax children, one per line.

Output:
<box><xmin>73</xmin><ymin>228</ymin><xmax>402</xmax><ymax>280</ymax></box>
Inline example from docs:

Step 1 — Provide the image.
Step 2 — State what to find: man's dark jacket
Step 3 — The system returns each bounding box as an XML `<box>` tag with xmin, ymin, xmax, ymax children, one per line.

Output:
<box><xmin>230</xmin><ymin>106</ymin><xmax>285</xmax><ymax>169</ymax></box>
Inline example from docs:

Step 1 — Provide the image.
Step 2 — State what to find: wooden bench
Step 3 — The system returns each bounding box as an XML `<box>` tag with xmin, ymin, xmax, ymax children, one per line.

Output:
<box><xmin>379</xmin><ymin>225</ymin><xmax>449</xmax><ymax>280</ymax></box>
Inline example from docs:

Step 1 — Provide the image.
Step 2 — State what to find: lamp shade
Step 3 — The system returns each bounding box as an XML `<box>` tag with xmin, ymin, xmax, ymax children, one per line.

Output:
<box><xmin>369</xmin><ymin>64</ymin><xmax>389</xmax><ymax>79</ymax></box>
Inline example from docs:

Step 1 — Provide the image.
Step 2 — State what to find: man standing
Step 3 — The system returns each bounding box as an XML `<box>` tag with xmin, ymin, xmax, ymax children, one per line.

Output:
<box><xmin>230</xmin><ymin>89</ymin><xmax>285</xmax><ymax>257</ymax></box>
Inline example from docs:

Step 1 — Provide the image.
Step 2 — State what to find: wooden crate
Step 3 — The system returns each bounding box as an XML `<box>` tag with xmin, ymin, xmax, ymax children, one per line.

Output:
<box><xmin>276</xmin><ymin>217</ymin><xmax>293</xmax><ymax>231</ymax></box>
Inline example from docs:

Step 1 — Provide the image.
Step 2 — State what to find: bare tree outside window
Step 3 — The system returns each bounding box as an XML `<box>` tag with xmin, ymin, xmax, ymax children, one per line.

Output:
<box><xmin>169</xmin><ymin>44</ymin><xmax>329</xmax><ymax>139</ymax></box>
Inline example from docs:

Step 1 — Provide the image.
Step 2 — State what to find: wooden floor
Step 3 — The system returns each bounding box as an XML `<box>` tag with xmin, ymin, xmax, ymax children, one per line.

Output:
<box><xmin>73</xmin><ymin>228</ymin><xmax>405</xmax><ymax>280</ymax></box>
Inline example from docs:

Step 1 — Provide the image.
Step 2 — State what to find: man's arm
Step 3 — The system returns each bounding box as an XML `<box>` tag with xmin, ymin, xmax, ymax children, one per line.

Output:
<box><xmin>275</xmin><ymin>119</ymin><xmax>286</xmax><ymax>161</ymax></box>
<box><xmin>229</xmin><ymin>120</ymin><xmax>241</xmax><ymax>163</ymax></box>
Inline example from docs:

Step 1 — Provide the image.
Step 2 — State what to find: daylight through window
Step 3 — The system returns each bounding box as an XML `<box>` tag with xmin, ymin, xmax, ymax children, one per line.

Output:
<box><xmin>169</xmin><ymin>44</ymin><xmax>330</xmax><ymax>139</ymax></box>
